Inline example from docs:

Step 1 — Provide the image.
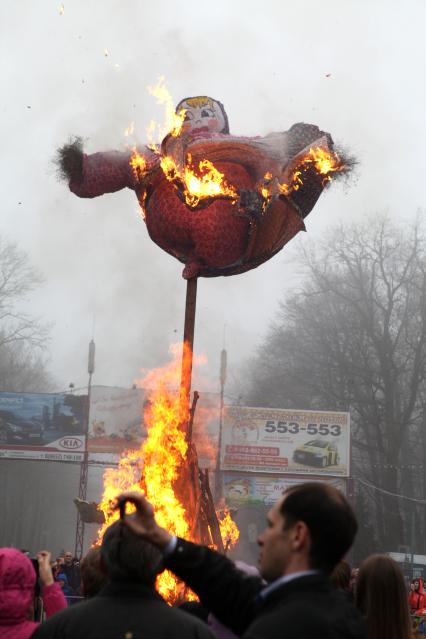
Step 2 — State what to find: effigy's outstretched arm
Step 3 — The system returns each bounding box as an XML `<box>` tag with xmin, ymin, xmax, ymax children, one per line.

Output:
<box><xmin>56</xmin><ymin>137</ymin><xmax>155</xmax><ymax>199</ymax></box>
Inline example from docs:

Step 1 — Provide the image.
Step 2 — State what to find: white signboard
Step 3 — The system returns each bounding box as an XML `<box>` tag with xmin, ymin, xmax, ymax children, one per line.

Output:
<box><xmin>88</xmin><ymin>386</ymin><xmax>146</xmax><ymax>462</ymax></box>
<box><xmin>221</xmin><ymin>406</ymin><xmax>350</xmax><ymax>477</ymax></box>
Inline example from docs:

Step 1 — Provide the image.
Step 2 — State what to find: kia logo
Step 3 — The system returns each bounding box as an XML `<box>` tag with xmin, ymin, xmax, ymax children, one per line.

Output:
<box><xmin>59</xmin><ymin>437</ymin><xmax>83</xmax><ymax>450</ymax></box>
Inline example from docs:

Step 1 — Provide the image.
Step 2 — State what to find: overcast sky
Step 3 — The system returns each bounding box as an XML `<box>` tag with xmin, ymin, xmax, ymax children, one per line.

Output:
<box><xmin>1</xmin><ymin>0</ymin><xmax>425</xmax><ymax>397</ymax></box>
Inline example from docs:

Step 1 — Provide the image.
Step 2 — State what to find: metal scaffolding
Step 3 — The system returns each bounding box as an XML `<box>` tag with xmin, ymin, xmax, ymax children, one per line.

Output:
<box><xmin>74</xmin><ymin>340</ymin><xmax>95</xmax><ymax>560</ymax></box>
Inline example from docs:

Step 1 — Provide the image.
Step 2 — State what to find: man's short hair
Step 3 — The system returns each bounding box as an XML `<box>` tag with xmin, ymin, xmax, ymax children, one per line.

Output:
<box><xmin>80</xmin><ymin>547</ymin><xmax>108</xmax><ymax>598</ymax></box>
<box><xmin>101</xmin><ymin>520</ymin><xmax>162</xmax><ymax>586</ymax></box>
<box><xmin>280</xmin><ymin>482</ymin><xmax>357</xmax><ymax>574</ymax></box>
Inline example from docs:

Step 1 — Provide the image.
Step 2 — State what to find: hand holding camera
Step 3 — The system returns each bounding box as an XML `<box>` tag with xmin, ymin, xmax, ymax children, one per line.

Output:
<box><xmin>37</xmin><ymin>550</ymin><xmax>54</xmax><ymax>586</ymax></box>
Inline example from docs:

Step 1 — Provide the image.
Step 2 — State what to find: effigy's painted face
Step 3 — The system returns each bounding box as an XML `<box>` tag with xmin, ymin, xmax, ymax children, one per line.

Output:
<box><xmin>177</xmin><ymin>96</ymin><xmax>228</xmax><ymax>135</ymax></box>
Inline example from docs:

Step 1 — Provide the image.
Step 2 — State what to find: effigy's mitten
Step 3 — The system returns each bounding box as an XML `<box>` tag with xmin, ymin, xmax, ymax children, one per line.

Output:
<box><xmin>285</xmin><ymin>124</ymin><xmax>334</xmax><ymax>218</ymax></box>
<box><xmin>56</xmin><ymin>137</ymin><xmax>84</xmax><ymax>183</ymax></box>
<box><xmin>286</xmin><ymin>123</ymin><xmax>333</xmax><ymax>156</ymax></box>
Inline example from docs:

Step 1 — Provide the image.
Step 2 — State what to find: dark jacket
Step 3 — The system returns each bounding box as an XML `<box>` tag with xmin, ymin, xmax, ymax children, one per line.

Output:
<box><xmin>165</xmin><ymin>538</ymin><xmax>367</xmax><ymax>639</ymax></box>
<box><xmin>31</xmin><ymin>581</ymin><xmax>214</xmax><ymax>639</ymax></box>
<box><xmin>61</xmin><ymin>562</ymin><xmax>81</xmax><ymax>595</ymax></box>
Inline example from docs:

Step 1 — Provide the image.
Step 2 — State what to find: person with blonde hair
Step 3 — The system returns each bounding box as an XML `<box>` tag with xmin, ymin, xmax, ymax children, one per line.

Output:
<box><xmin>356</xmin><ymin>555</ymin><xmax>414</xmax><ymax>639</ymax></box>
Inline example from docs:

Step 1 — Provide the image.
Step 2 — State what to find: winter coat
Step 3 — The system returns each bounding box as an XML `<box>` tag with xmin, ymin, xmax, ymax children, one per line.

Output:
<box><xmin>31</xmin><ymin>581</ymin><xmax>216</xmax><ymax>639</ymax></box>
<box><xmin>0</xmin><ymin>548</ymin><xmax>67</xmax><ymax>639</ymax></box>
<box><xmin>164</xmin><ymin>537</ymin><xmax>367</xmax><ymax>639</ymax></box>
<box><xmin>409</xmin><ymin>578</ymin><xmax>426</xmax><ymax>613</ymax></box>
<box><xmin>61</xmin><ymin>562</ymin><xmax>81</xmax><ymax>595</ymax></box>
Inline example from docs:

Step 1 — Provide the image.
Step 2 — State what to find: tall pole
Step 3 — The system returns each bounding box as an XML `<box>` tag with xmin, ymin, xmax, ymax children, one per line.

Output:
<box><xmin>411</xmin><ymin>507</ymin><xmax>415</xmax><ymax>579</ymax></box>
<box><xmin>180</xmin><ymin>278</ymin><xmax>198</xmax><ymax>434</ymax></box>
<box><xmin>74</xmin><ymin>339</ymin><xmax>95</xmax><ymax>560</ymax></box>
<box><xmin>215</xmin><ymin>348</ymin><xmax>227</xmax><ymax>500</ymax></box>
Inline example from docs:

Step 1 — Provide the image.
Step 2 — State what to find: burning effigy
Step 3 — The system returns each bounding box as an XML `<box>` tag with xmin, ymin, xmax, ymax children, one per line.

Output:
<box><xmin>59</xmin><ymin>87</ymin><xmax>354</xmax><ymax>603</ymax></box>
<box><xmin>57</xmin><ymin>94</ymin><xmax>353</xmax><ymax>279</ymax></box>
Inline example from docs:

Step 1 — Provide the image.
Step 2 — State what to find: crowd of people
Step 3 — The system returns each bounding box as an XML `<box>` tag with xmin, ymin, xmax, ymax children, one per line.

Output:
<box><xmin>1</xmin><ymin>482</ymin><xmax>425</xmax><ymax>639</ymax></box>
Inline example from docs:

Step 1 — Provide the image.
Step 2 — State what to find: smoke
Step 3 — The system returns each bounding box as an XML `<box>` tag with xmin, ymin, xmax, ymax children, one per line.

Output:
<box><xmin>1</xmin><ymin>0</ymin><xmax>426</xmax><ymax>392</ymax></box>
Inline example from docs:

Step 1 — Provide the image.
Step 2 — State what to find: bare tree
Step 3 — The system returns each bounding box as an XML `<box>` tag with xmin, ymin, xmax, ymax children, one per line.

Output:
<box><xmin>245</xmin><ymin>215</ymin><xmax>426</xmax><ymax>554</ymax></box>
<box><xmin>0</xmin><ymin>237</ymin><xmax>51</xmax><ymax>392</ymax></box>
<box><xmin>0</xmin><ymin>342</ymin><xmax>52</xmax><ymax>392</ymax></box>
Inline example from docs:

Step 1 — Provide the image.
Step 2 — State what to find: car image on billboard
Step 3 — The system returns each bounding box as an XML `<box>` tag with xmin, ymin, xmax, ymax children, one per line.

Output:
<box><xmin>292</xmin><ymin>439</ymin><xmax>340</xmax><ymax>468</ymax></box>
<box><xmin>0</xmin><ymin>411</ymin><xmax>45</xmax><ymax>444</ymax></box>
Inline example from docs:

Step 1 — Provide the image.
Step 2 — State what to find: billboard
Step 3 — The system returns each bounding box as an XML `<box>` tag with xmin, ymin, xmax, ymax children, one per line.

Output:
<box><xmin>88</xmin><ymin>386</ymin><xmax>221</xmax><ymax>465</ymax></box>
<box><xmin>221</xmin><ymin>406</ymin><xmax>350</xmax><ymax>476</ymax></box>
<box><xmin>88</xmin><ymin>386</ymin><xmax>146</xmax><ymax>461</ymax></box>
<box><xmin>223</xmin><ymin>473</ymin><xmax>347</xmax><ymax>565</ymax></box>
<box><xmin>224</xmin><ymin>473</ymin><xmax>347</xmax><ymax>508</ymax></box>
<box><xmin>0</xmin><ymin>392</ymin><xmax>86</xmax><ymax>461</ymax></box>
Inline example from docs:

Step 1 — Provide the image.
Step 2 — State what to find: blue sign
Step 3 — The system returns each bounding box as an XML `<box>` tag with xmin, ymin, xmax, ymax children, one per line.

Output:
<box><xmin>0</xmin><ymin>392</ymin><xmax>87</xmax><ymax>461</ymax></box>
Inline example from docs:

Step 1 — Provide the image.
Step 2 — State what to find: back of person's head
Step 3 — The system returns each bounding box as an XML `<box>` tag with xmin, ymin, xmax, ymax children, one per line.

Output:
<box><xmin>280</xmin><ymin>482</ymin><xmax>357</xmax><ymax>573</ymax></box>
<box><xmin>101</xmin><ymin>520</ymin><xmax>162</xmax><ymax>587</ymax></box>
<box><xmin>0</xmin><ymin>548</ymin><xmax>36</xmax><ymax>623</ymax></box>
<box><xmin>81</xmin><ymin>547</ymin><xmax>108</xmax><ymax>598</ymax></box>
<box><xmin>356</xmin><ymin>554</ymin><xmax>412</xmax><ymax>639</ymax></box>
<box><xmin>331</xmin><ymin>560</ymin><xmax>352</xmax><ymax>590</ymax></box>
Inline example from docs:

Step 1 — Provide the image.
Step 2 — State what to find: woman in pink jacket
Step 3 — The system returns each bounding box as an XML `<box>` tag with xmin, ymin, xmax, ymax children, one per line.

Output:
<box><xmin>0</xmin><ymin>548</ymin><xmax>67</xmax><ymax>639</ymax></box>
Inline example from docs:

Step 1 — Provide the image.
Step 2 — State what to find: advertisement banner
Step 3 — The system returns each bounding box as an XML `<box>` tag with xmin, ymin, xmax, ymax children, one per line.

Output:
<box><xmin>0</xmin><ymin>392</ymin><xmax>86</xmax><ymax>462</ymax></box>
<box><xmin>224</xmin><ymin>473</ymin><xmax>347</xmax><ymax>508</ymax></box>
<box><xmin>221</xmin><ymin>406</ymin><xmax>350</xmax><ymax>476</ymax></box>
<box><xmin>88</xmin><ymin>387</ymin><xmax>221</xmax><ymax>464</ymax></box>
<box><xmin>88</xmin><ymin>386</ymin><xmax>146</xmax><ymax>461</ymax></box>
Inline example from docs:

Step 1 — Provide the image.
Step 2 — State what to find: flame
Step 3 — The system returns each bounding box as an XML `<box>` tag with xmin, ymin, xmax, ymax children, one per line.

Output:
<box><xmin>130</xmin><ymin>147</ymin><xmax>147</xmax><ymax>182</ymax></box>
<box><xmin>307</xmin><ymin>146</ymin><xmax>343</xmax><ymax>175</ymax></box>
<box><xmin>97</xmin><ymin>450</ymin><xmax>142</xmax><ymax>542</ymax></box>
<box><xmin>59</xmin><ymin>4</ymin><xmax>64</xmax><ymax>15</ymax></box>
<box><xmin>137</xmin><ymin>77</ymin><xmax>237</xmax><ymax>208</ymax></box>
<box><xmin>127</xmin><ymin>79</ymin><xmax>347</xmax><ymax>213</ymax></box>
<box><xmin>218</xmin><ymin>506</ymin><xmax>240</xmax><ymax>549</ymax></box>
<box><xmin>160</xmin><ymin>155</ymin><xmax>179</xmax><ymax>180</ymax></box>
<box><xmin>271</xmin><ymin>146</ymin><xmax>346</xmax><ymax>198</ymax></box>
<box><xmin>124</xmin><ymin>122</ymin><xmax>135</xmax><ymax>137</ymax></box>
<box><xmin>104</xmin><ymin>48</ymin><xmax>109</xmax><ymax>57</ymax></box>
<box><xmin>147</xmin><ymin>76</ymin><xmax>186</xmax><ymax>145</ymax></box>
<box><xmin>96</xmin><ymin>343</ymin><xmax>239</xmax><ymax>603</ymax></box>
<box><xmin>161</xmin><ymin>154</ymin><xmax>238</xmax><ymax>208</ymax></box>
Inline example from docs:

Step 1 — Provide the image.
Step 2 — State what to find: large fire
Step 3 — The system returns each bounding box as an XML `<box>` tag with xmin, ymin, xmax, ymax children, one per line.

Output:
<box><xmin>96</xmin><ymin>343</ymin><xmax>239</xmax><ymax>603</ymax></box>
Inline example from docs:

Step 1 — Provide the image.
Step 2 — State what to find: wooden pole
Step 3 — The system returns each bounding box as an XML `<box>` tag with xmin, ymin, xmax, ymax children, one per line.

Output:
<box><xmin>177</xmin><ymin>277</ymin><xmax>226</xmax><ymax>552</ymax></box>
<box><xmin>180</xmin><ymin>278</ymin><xmax>198</xmax><ymax>434</ymax></box>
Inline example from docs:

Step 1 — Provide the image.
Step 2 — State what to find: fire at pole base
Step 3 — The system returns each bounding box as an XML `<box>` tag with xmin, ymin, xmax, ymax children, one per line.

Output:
<box><xmin>96</xmin><ymin>344</ymin><xmax>238</xmax><ymax>603</ymax></box>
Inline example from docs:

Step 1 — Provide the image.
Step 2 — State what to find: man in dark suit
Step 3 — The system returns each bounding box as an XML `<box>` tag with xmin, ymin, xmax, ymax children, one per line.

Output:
<box><xmin>32</xmin><ymin>520</ymin><xmax>215</xmax><ymax>639</ymax></box>
<box><xmin>117</xmin><ymin>482</ymin><xmax>366</xmax><ymax>639</ymax></box>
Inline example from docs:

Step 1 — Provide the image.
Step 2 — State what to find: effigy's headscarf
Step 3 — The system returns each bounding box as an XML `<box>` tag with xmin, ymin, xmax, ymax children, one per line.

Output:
<box><xmin>175</xmin><ymin>96</ymin><xmax>230</xmax><ymax>134</ymax></box>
